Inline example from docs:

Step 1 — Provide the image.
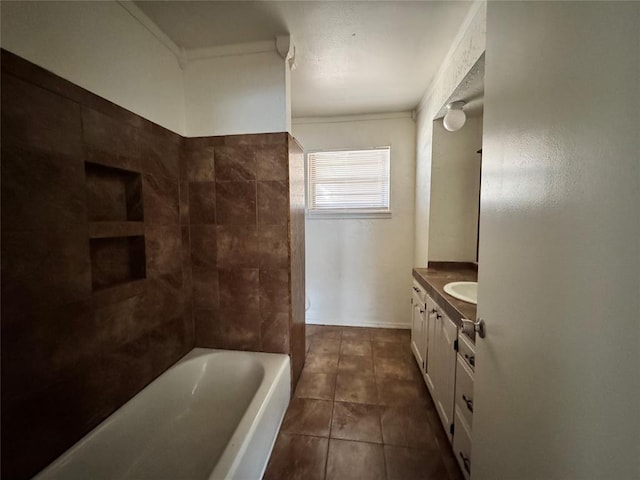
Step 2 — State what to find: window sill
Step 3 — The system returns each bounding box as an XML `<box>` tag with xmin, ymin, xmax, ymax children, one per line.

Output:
<box><xmin>306</xmin><ymin>211</ymin><xmax>392</xmax><ymax>220</ymax></box>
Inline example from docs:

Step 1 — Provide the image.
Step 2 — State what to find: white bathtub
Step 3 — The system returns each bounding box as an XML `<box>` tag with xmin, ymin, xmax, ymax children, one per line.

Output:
<box><xmin>35</xmin><ymin>348</ymin><xmax>291</xmax><ymax>480</ymax></box>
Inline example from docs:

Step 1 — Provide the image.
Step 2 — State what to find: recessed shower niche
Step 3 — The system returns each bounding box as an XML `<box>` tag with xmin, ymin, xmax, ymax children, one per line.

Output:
<box><xmin>85</xmin><ymin>161</ymin><xmax>146</xmax><ymax>290</ymax></box>
<box><xmin>85</xmin><ymin>162</ymin><xmax>143</xmax><ymax>222</ymax></box>
<box><xmin>89</xmin><ymin>236</ymin><xmax>146</xmax><ymax>290</ymax></box>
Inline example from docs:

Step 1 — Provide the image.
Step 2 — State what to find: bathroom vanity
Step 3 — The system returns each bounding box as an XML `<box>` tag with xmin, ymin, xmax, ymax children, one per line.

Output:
<box><xmin>410</xmin><ymin>264</ymin><xmax>477</xmax><ymax>479</ymax></box>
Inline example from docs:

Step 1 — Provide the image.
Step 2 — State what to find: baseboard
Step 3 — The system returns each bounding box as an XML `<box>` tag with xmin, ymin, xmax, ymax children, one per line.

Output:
<box><xmin>305</xmin><ymin>318</ymin><xmax>411</xmax><ymax>329</ymax></box>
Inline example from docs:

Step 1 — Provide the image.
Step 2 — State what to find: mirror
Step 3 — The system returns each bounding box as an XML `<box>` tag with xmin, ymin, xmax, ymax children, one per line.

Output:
<box><xmin>428</xmin><ymin>55</ymin><xmax>484</xmax><ymax>264</ymax></box>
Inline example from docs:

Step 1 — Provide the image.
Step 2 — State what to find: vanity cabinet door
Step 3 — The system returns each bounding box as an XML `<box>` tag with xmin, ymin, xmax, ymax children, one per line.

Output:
<box><xmin>425</xmin><ymin>310</ymin><xmax>438</xmax><ymax>394</ymax></box>
<box><xmin>436</xmin><ymin>313</ymin><xmax>458</xmax><ymax>443</ymax></box>
<box><xmin>411</xmin><ymin>296</ymin><xmax>425</xmax><ymax>367</ymax></box>
<box><xmin>425</xmin><ymin>292</ymin><xmax>444</xmax><ymax>396</ymax></box>
<box><xmin>410</xmin><ymin>283</ymin><xmax>426</xmax><ymax>369</ymax></box>
<box><xmin>418</xmin><ymin>308</ymin><xmax>427</xmax><ymax>372</ymax></box>
<box><xmin>423</xmin><ymin>295</ymin><xmax>437</xmax><ymax>373</ymax></box>
<box><xmin>426</xmin><ymin>307</ymin><xmax>458</xmax><ymax>444</ymax></box>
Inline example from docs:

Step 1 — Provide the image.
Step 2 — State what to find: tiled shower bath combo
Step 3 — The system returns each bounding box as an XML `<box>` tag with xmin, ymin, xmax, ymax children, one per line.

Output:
<box><xmin>0</xmin><ymin>50</ymin><xmax>304</xmax><ymax>479</ymax></box>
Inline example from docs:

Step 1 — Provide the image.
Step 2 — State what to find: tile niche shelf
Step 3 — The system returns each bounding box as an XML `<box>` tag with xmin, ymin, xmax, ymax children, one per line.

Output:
<box><xmin>85</xmin><ymin>161</ymin><xmax>146</xmax><ymax>291</ymax></box>
<box><xmin>89</xmin><ymin>236</ymin><xmax>146</xmax><ymax>291</ymax></box>
<box><xmin>85</xmin><ymin>162</ymin><xmax>143</xmax><ymax>222</ymax></box>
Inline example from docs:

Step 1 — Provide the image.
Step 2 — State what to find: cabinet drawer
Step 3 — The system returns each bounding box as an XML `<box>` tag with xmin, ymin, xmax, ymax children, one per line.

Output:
<box><xmin>453</xmin><ymin>407</ymin><xmax>472</xmax><ymax>480</ymax></box>
<box><xmin>455</xmin><ymin>354</ymin><xmax>474</xmax><ymax>428</ymax></box>
<box><xmin>412</xmin><ymin>280</ymin><xmax>426</xmax><ymax>304</ymax></box>
<box><xmin>458</xmin><ymin>331</ymin><xmax>476</xmax><ymax>371</ymax></box>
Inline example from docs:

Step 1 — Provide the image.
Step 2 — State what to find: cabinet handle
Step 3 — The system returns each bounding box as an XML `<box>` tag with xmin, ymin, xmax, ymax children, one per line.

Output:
<box><xmin>430</xmin><ymin>308</ymin><xmax>437</xmax><ymax>314</ymax></box>
<box><xmin>436</xmin><ymin>314</ymin><xmax>442</xmax><ymax>319</ymax></box>
<box><xmin>462</xmin><ymin>394</ymin><xmax>474</xmax><ymax>413</ymax></box>
<box><xmin>464</xmin><ymin>354</ymin><xmax>475</xmax><ymax>367</ymax></box>
<box><xmin>459</xmin><ymin>451</ymin><xmax>471</xmax><ymax>474</ymax></box>
<box><xmin>413</xmin><ymin>286</ymin><xmax>420</xmax><ymax>293</ymax></box>
<box><xmin>419</xmin><ymin>309</ymin><xmax>425</xmax><ymax>314</ymax></box>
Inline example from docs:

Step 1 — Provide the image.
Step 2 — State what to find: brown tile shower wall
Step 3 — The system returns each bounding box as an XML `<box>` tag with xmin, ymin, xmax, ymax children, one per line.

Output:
<box><xmin>288</xmin><ymin>138</ymin><xmax>307</xmax><ymax>387</ymax></box>
<box><xmin>1</xmin><ymin>50</ymin><xmax>306</xmax><ymax>479</ymax></box>
<box><xmin>185</xmin><ymin>134</ymin><xmax>306</xmax><ymax>384</ymax></box>
<box><xmin>0</xmin><ymin>51</ymin><xmax>193</xmax><ymax>479</ymax></box>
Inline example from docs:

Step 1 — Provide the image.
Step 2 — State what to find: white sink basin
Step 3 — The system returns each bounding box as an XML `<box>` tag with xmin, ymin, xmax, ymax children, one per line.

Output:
<box><xmin>443</xmin><ymin>281</ymin><xmax>478</xmax><ymax>305</ymax></box>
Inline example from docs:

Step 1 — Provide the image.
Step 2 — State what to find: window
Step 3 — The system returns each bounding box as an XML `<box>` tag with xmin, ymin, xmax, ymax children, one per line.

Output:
<box><xmin>307</xmin><ymin>147</ymin><xmax>391</xmax><ymax>217</ymax></box>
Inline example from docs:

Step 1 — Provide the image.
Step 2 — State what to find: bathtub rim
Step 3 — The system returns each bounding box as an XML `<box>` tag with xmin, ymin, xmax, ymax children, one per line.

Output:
<box><xmin>33</xmin><ymin>348</ymin><xmax>291</xmax><ymax>480</ymax></box>
<box><xmin>183</xmin><ymin>349</ymin><xmax>291</xmax><ymax>480</ymax></box>
<box><xmin>150</xmin><ymin>348</ymin><xmax>291</xmax><ymax>480</ymax></box>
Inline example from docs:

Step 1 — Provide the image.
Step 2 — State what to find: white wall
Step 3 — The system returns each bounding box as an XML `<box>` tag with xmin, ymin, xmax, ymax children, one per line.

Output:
<box><xmin>414</xmin><ymin>1</ymin><xmax>486</xmax><ymax>266</ymax></box>
<box><xmin>293</xmin><ymin>113</ymin><xmax>416</xmax><ymax>328</ymax></box>
<box><xmin>184</xmin><ymin>50</ymin><xmax>289</xmax><ymax>137</ymax></box>
<box><xmin>428</xmin><ymin>115</ymin><xmax>482</xmax><ymax>261</ymax></box>
<box><xmin>0</xmin><ymin>2</ymin><xmax>292</xmax><ymax>137</ymax></box>
<box><xmin>474</xmin><ymin>2</ymin><xmax>640</xmax><ymax>478</ymax></box>
<box><xmin>0</xmin><ymin>1</ymin><xmax>186</xmax><ymax>135</ymax></box>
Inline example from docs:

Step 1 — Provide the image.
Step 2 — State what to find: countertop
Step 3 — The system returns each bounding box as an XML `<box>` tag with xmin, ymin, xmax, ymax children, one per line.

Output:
<box><xmin>412</xmin><ymin>264</ymin><xmax>478</xmax><ymax>337</ymax></box>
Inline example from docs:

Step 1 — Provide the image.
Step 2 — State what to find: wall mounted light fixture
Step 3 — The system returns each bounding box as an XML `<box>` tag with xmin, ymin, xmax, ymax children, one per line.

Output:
<box><xmin>443</xmin><ymin>101</ymin><xmax>466</xmax><ymax>132</ymax></box>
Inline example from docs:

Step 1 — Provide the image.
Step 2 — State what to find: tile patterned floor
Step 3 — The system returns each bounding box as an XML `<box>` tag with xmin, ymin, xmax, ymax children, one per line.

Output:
<box><xmin>264</xmin><ymin>325</ymin><xmax>464</xmax><ymax>480</ymax></box>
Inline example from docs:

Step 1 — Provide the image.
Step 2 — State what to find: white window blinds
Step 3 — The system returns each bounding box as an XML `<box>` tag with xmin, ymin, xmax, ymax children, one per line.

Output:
<box><xmin>307</xmin><ymin>147</ymin><xmax>391</xmax><ymax>214</ymax></box>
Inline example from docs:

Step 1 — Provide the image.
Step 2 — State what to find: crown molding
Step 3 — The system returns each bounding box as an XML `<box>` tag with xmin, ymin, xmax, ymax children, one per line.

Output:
<box><xmin>186</xmin><ymin>40</ymin><xmax>277</xmax><ymax>62</ymax></box>
<box><xmin>117</xmin><ymin>2</ymin><xmax>284</xmax><ymax>68</ymax></box>
<box><xmin>293</xmin><ymin>111</ymin><xmax>413</xmax><ymax>125</ymax></box>
<box><xmin>276</xmin><ymin>35</ymin><xmax>296</xmax><ymax>70</ymax></box>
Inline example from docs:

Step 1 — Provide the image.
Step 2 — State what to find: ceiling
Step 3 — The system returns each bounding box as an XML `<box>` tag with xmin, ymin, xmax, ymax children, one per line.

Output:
<box><xmin>135</xmin><ymin>1</ymin><xmax>474</xmax><ymax>118</ymax></box>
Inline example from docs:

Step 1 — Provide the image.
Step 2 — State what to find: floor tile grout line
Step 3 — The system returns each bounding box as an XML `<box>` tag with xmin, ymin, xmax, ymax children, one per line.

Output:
<box><xmin>280</xmin><ymin>424</ymin><xmax>444</xmax><ymax>449</ymax></box>
<box><xmin>368</xmin><ymin>335</ymin><xmax>390</xmax><ymax>480</ymax></box>
<box><xmin>324</xmin><ymin>402</ymin><xmax>335</xmax><ymax>480</ymax></box>
<box><xmin>286</xmin><ymin>432</ymin><xmax>329</xmax><ymax>440</ymax></box>
<box><xmin>324</xmin><ymin>437</ymin><xmax>389</xmax><ymax>448</ymax></box>
<box><xmin>323</xmin><ymin>327</ymin><xmax>342</xmax><ymax>480</ymax></box>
